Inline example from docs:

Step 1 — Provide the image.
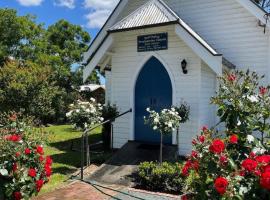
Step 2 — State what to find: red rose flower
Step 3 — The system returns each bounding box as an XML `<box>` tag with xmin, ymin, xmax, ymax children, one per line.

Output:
<box><xmin>181</xmin><ymin>166</ymin><xmax>189</xmax><ymax>177</ymax></box>
<box><xmin>36</xmin><ymin>180</ymin><xmax>44</xmax><ymax>192</ymax></box>
<box><xmin>192</xmin><ymin>139</ymin><xmax>197</xmax><ymax>145</ymax></box>
<box><xmin>44</xmin><ymin>165</ymin><xmax>52</xmax><ymax>177</ymax></box>
<box><xmin>260</xmin><ymin>172</ymin><xmax>270</xmax><ymax>190</ymax></box>
<box><xmin>256</xmin><ymin>155</ymin><xmax>270</xmax><ymax>165</ymax></box>
<box><xmin>249</xmin><ymin>152</ymin><xmax>256</xmax><ymax>158</ymax></box>
<box><xmin>36</xmin><ymin>145</ymin><xmax>44</xmax><ymax>155</ymax></box>
<box><xmin>191</xmin><ymin>151</ymin><xmax>198</xmax><ymax>158</ymax></box>
<box><xmin>46</xmin><ymin>156</ymin><xmax>53</xmax><ymax>165</ymax></box>
<box><xmin>5</xmin><ymin>134</ymin><xmax>21</xmax><ymax>142</ymax></box>
<box><xmin>209</xmin><ymin>139</ymin><xmax>225</xmax><ymax>154</ymax></box>
<box><xmin>39</xmin><ymin>155</ymin><xmax>44</xmax><ymax>162</ymax></box>
<box><xmin>12</xmin><ymin>163</ymin><xmax>18</xmax><ymax>172</ymax></box>
<box><xmin>239</xmin><ymin>170</ymin><xmax>245</xmax><ymax>177</ymax></box>
<box><xmin>13</xmin><ymin>192</ymin><xmax>22</xmax><ymax>200</ymax></box>
<box><xmin>15</xmin><ymin>152</ymin><xmax>20</xmax><ymax>157</ymax></box>
<box><xmin>191</xmin><ymin>160</ymin><xmax>199</xmax><ymax>171</ymax></box>
<box><xmin>219</xmin><ymin>155</ymin><xmax>228</xmax><ymax>166</ymax></box>
<box><xmin>242</xmin><ymin>159</ymin><xmax>258</xmax><ymax>172</ymax></box>
<box><xmin>254</xmin><ymin>170</ymin><xmax>261</xmax><ymax>176</ymax></box>
<box><xmin>181</xmin><ymin>195</ymin><xmax>188</xmax><ymax>200</ymax></box>
<box><xmin>227</xmin><ymin>74</ymin><xmax>236</xmax><ymax>82</ymax></box>
<box><xmin>24</xmin><ymin>148</ymin><xmax>31</xmax><ymax>155</ymax></box>
<box><xmin>28</xmin><ymin>168</ymin><xmax>36</xmax><ymax>177</ymax></box>
<box><xmin>262</xmin><ymin>165</ymin><xmax>270</xmax><ymax>173</ymax></box>
<box><xmin>201</xmin><ymin>126</ymin><xmax>208</xmax><ymax>133</ymax></box>
<box><xmin>198</xmin><ymin>135</ymin><xmax>205</xmax><ymax>143</ymax></box>
<box><xmin>214</xmin><ymin>177</ymin><xmax>229</xmax><ymax>195</ymax></box>
<box><xmin>259</xmin><ymin>86</ymin><xmax>267</xmax><ymax>96</ymax></box>
<box><xmin>229</xmin><ymin>134</ymin><xmax>238</xmax><ymax>144</ymax></box>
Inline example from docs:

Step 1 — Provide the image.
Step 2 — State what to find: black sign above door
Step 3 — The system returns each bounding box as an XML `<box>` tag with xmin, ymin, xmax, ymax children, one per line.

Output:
<box><xmin>137</xmin><ymin>33</ymin><xmax>168</xmax><ymax>52</ymax></box>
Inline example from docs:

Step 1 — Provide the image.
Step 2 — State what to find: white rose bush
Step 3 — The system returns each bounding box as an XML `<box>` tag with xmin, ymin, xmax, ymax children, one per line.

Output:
<box><xmin>144</xmin><ymin>107</ymin><xmax>181</xmax><ymax>163</ymax></box>
<box><xmin>66</xmin><ymin>98</ymin><xmax>103</xmax><ymax>130</ymax></box>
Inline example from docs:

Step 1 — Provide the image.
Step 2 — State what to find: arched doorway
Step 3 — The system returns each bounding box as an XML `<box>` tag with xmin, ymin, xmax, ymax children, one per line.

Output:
<box><xmin>135</xmin><ymin>56</ymin><xmax>173</xmax><ymax>144</ymax></box>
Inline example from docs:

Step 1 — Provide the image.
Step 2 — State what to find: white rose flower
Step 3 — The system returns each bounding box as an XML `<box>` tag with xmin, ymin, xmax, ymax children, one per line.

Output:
<box><xmin>90</xmin><ymin>98</ymin><xmax>95</xmax><ymax>102</ymax></box>
<box><xmin>66</xmin><ymin>111</ymin><xmax>73</xmax><ymax>117</ymax></box>
<box><xmin>247</xmin><ymin>135</ymin><xmax>254</xmax><ymax>143</ymax></box>
<box><xmin>154</xmin><ymin>117</ymin><xmax>159</xmax><ymax>123</ymax></box>
<box><xmin>252</xmin><ymin>147</ymin><xmax>266</xmax><ymax>155</ymax></box>
<box><xmin>168</xmin><ymin>122</ymin><xmax>173</xmax><ymax>127</ymax></box>
<box><xmin>153</xmin><ymin>126</ymin><xmax>157</xmax><ymax>130</ymax></box>
<box><xmin>247</xmin><ymin>95</ymin><xmax>258</xmax><ymax>103</ymax></box>
<box><xmin>146</xmin><ymin>108</ymin><xmax>150</xmax><ymax>112</ymax></box>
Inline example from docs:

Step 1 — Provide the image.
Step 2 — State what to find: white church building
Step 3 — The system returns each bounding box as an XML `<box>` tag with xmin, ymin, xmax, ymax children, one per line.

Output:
<box><xmin>83</xmin><ymin>0</ymin><xmax>270</xmax><ymax>155</ymax></box>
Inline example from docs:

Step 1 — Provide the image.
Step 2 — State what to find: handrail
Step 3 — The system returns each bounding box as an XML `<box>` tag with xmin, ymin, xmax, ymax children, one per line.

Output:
<box><xmin>81</xmin><ymin>108</ymin><xmax>132</xmax><ymax>180</ymax></box>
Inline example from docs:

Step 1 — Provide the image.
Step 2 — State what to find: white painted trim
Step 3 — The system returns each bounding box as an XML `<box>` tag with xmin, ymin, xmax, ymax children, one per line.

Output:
<box><xmin>235</xmin><ymin>0</ymin><xmax>270</xmax><ymax>29</ymax></box>
<box><xmin>83</xmin><ymin>0</ymin><xmax>129</xmax><ymax>63</ymax></box>
<box><xmin>129</xmin><ymin>52</ymin><xmax>177</xmax><ymax>145</ymax></box>
<box><xmin>175</xmin><ymin>25</ymin><xmax>222</xmax><ymax>75</ymax></box>
<box><xmin>83</xmin><ymin>35</ymin><xmax>114</xmax><ymax>82</ymax></box>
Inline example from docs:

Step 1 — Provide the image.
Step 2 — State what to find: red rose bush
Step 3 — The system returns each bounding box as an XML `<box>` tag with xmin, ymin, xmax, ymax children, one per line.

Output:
<box><xmin>181</xmin><ymin>71</ymin><xmax>270</xmax><ymax>199</ymax></box>
<box><xmin>181</xmin><ymin>127</ymin><xmax>270</xmax><ymax>199</ymax></box>
<box><xmin>0</xmin><ymin>113</ymin><xmax>52</xmax><ymax>200</ymax></box>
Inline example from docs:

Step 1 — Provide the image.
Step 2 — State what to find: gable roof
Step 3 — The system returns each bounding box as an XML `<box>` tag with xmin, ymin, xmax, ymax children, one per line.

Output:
<box><xmin>83</xmin><ymin>0</ymin><xmax>268</xmax><ymax>66</ymax></box>
<box><xmin>109</xmin><ymin>0</ymin><xmax>179</xmax><ymax>32</ymax></box>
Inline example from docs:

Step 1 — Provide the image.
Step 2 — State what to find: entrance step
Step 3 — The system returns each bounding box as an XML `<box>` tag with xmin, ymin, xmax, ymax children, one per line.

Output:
<box><xmin>85</xmin><ymin>142</ymin><xmax>178</xmax><ymax>186</ymax></box>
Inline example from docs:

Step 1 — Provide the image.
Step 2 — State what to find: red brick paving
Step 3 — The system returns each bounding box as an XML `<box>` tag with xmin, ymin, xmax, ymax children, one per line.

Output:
<box><xmin>33</xmin><ymin>181</ymin><xmax>119</xmax><ymax>200</ymax></box>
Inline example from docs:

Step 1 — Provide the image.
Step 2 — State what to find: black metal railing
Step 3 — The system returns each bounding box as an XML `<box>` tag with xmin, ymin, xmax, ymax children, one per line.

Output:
<box><xmin>80</xmin><ymin>108</ymin><xmax>132</xmax><ymax>180</ymax></box>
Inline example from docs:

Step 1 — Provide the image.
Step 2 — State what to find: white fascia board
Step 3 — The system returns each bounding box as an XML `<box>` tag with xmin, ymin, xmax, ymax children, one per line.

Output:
<box><xmin>175</xmin><ymin>25</ymin><xmax>222</xmax><ymax>75</ymax></box>
<box><xmin>83</xmin><ymin>0</ymin><xmax>128</xmax><ymax>63</ymax></box>
<box><xmin>235</xmin><ymin>0</ymin><xmax>270</xmax><ymax>29</ymax></box>
<box><xmin>83</xmin><ymin>35</ymin><xmax>114</xmax><ymax>82</ymax></box>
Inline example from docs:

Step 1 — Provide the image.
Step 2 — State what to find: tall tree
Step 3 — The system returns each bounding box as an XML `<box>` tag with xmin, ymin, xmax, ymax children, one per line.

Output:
<box><xmin>254</xmin><ymin>0</ymin><xmax>270</xmax><ymax>11</ymax></box>
<box><xmin>0</xmin><ymin>8</ymin><xmax>99</xmax><ymax>123</ymax></box>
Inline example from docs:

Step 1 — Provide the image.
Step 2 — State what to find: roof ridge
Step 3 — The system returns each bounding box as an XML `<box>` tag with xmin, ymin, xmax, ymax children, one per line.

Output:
<box><xmin>109</xmin><ymin>0</ymin><xmax>179</xmax><ymax>31</ymax></box>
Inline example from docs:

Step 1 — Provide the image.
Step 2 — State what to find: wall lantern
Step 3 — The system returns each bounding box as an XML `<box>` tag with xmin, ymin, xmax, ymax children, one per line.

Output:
<box><xmin>181</xmin><ymin>59</ymin><xmax>188</xmax><ymax>74</ymax></box>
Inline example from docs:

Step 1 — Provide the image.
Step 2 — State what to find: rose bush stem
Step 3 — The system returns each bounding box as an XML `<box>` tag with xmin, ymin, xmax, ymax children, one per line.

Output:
<box><xmin>160</xmin><ymin>133</ymin><xmax>163</xmax><ymax>164</ymax></box>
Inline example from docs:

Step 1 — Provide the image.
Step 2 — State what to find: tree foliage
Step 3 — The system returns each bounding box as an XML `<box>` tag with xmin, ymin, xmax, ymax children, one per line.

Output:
<box><xmin>254</xmin><ymin>0</ymin><xmax>270</xmax><ymax>11</ymax></box>
<box><xmin>0</xmin><ymin>8</ymin><xmax>99</xmax><ymax>123</ymax></box>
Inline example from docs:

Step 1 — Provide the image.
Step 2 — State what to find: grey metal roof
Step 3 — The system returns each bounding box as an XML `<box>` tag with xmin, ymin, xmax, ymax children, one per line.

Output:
<box><xmin>109</xmin><ymin>0</ymin><xmax>179</xmax><ymax>32</ymax></box>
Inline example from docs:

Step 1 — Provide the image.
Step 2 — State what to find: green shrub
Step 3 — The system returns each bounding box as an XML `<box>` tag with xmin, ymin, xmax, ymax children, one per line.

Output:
<box><xmin>136</xmin><ymin>161</ymin><xmax>183</xmax><ymax>193</ymax></box>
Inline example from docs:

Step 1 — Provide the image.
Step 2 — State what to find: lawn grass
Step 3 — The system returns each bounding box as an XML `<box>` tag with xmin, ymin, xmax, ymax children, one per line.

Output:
<box><xmin>40</xmin><ymin>124</ymin><xmax>111</xmax><ymax>194</ymax></box>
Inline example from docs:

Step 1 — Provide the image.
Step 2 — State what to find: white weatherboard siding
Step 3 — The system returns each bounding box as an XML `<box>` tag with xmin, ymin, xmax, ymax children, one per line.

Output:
<box><xmin>200</xmin><ymin>62</ymin><xmax>217</xmax><ymax>128</ymax></box>
<box><xmin>117</xmin><ymin>0</ymin><xmax>270</xmax><ymax>80</ymax></box>
<box><xmin>110</xmin><ymin>25</ymin><xmax>203</xmax><ymax>154</ymax></box>
<box><xmin>105</xmin><ymin>71</ymin><xmax>112</xmax><ymax>104</ymax></box>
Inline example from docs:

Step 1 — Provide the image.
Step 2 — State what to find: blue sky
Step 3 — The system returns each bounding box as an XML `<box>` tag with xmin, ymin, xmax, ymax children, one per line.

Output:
<box><xmin>0</xmin><ymin>0</ymin><xmax>120</xmax><ymax>84</ymax></box>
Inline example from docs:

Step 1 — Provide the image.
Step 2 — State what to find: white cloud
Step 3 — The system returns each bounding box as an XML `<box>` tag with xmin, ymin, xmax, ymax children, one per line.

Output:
<box><xmin>84</xmin><ymin>0</ymin><xmax>118</xmax><ymax>10</ymax></box>
<box><xmin>54</xmin><ymin>0</ymin><xmax>75</xmax><ymax>9</ymax></box>
<box><xmin>83</xmin><ymin>0</ymin><xmax>119</xmax><ymax>29</ymax></box>
<box><xmin>16</xmin><ymin>0</ymin><xmax>43</xmax><ymax>6</ymax></box>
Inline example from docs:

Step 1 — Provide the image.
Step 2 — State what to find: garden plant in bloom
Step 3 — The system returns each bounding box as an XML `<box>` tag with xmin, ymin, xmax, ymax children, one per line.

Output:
<box><xmin>181</xmin><ymin>71</ymin><xmax>270</xmax><ymax>199</ymax></box>
<box><xmin>66</xmin><ymin>98</ymin><xmax>103</xmax><ymax>130</ymax></box>
<box><xmin>0</xmin><ymin>113</ymin><xmax>52</xmax><ymax>200</ymax></box>
<box><xmin>144</xmin><ymin>107</ymin><xmax>181</xmax><ymax>163</ymax></box>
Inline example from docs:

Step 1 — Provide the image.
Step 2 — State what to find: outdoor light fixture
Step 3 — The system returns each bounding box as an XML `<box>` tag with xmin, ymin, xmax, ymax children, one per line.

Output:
<box><xmin>181</xmin><ymin>59</ymin><xmax>188</xmax><ymax>74</ymax></box>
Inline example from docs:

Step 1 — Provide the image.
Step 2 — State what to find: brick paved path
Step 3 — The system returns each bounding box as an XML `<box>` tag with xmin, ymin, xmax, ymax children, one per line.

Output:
<box><xmin>33</xmin><ymin>181</ymin><xmax>181</xmax><ymax>200</ymax></box>
<box><xmin>33</xmin><ymin>181</ymin><xmax>119</xmax><ymax>200</ymax></box>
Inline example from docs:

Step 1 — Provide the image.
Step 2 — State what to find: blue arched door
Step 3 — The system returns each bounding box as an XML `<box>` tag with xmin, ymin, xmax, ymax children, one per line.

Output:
<box><xmin>135</xmin><ymin>56</ymin><xmax>172</xmax><ymax>144</ymax></box>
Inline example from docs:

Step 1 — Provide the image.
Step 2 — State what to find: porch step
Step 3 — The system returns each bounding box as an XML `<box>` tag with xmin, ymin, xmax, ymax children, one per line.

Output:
<box><xmin>85</xmin><ymin>142</ymin><xmax>178</xmax><ymax>186</ymax></box>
